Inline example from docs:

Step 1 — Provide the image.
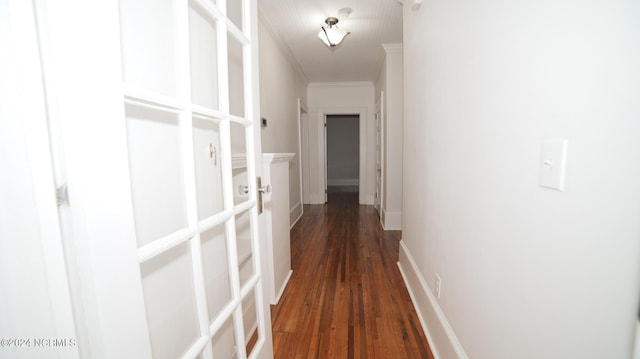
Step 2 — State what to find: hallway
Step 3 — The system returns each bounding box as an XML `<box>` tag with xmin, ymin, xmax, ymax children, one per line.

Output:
<box><xmin>270</xmin><ymin>192</ymin><xmax>434</xmax><ymax>358</ymax></box>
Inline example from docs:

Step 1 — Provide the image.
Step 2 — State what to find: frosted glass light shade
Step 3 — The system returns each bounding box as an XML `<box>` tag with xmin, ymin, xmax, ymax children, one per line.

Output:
<box><xmin>318</xmin><ymin>25</ymin><xmax>349</xmax><ymax>47</ymax></box>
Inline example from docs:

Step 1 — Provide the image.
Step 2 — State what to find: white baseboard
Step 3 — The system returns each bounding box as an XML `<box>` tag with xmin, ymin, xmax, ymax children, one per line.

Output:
<box><xmin>290</xmin><ymin>201</ymin><xmax>303</xmax><ymax>229</ymax></box>
<box><xmin>366</xmin><ymin>192</ymin><xmax>374</xmax><ymax>205</ymax></box>
<box><xmin>273</xmin><ymin>270</ymin><xmax>293</xmax><ymax>305</ymax></box>
<box><xmin>397</xmin><ymin>240</ymin><xmax>468</xmax><ymax>359</ymax></box>
<box><xmin>634</xmin><ymin>320</ymin><xmax>640</xmax><ymax>359</ymax></box>
<box><xmin>310</xmin><ymin>193</ymin><xmax>324</xmax><ymax>204</ymax></box>
<box><xmin>381</xmin><ymin>208</ymin><xmax>402</xmax><ymax>230</ymax></box>
<box><xmin>327</xmin><ymin>178</ymin><xmax>359</xmax><ymax>186</ymax></box>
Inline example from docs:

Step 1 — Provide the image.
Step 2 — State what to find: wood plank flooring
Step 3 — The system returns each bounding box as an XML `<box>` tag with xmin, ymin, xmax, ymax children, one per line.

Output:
<box><xmin>271</xmin><ymin>191</ymin><xmax>434</xmax><ymax>358</ymax></box>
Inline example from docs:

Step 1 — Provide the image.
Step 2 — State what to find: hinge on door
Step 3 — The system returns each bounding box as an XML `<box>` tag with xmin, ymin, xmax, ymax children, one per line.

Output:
<box><xmin>56</xmin><ymin>184</ymin><xmax>69</xmax><ymax>206</ymax></box>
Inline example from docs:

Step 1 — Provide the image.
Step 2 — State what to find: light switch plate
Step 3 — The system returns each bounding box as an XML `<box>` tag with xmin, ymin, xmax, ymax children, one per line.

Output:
<box><xmin>539</xmin><ymin>139</ymin><xmax>568</xmax><ymax>191</ymax></box>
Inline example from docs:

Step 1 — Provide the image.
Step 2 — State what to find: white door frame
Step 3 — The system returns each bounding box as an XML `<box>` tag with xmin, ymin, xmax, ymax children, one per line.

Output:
<box><xmin>317</xmin><ymin>107</ymin><xmax>368</xmax><ymax>204</ymax></box>
<box><xmin>249</xmin><ymin>0</ymin><xmax>275</xmax><ymax>355</ymax></box>
<box><xmin>296</xmin><ymin>98</ymin><xmax>308</xmax><ymax>209</ymax></box>
<box><xmin>375</xmin><ymin>91</ymin><xmax>385</xmax><ymax>218</ymax></box>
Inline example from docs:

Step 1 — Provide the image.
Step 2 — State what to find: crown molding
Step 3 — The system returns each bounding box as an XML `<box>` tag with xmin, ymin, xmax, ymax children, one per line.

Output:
<box><xmin>382</xmin><ymin>43</ymin><xmax>403</xmax><ymax>53</ymax></box>
<box><xmin>258</xmin><ymin>13</ymin><xmax>309</xmax><ymax>86</ymax></box>
<box><xmin>262</xmin><ymin>153</ymin><xmax>295</xmax><ymax>164</ymax></box>
<box><xmin>396</xmin><ymin>0</ymin><xmax>423</xmax><ymax>10</ymax></box>
<box><xmin>308</xmin><ymin>81</ymin><xmax>374</xmax><ymax>89</ymax></box>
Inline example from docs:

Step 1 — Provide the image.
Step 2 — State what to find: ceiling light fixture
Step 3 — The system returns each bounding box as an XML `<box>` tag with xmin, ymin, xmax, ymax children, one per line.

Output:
<box><xmin>318</xmin><ymin>17</ymin><xmax>350</xmax><ymax>48</ymax></box>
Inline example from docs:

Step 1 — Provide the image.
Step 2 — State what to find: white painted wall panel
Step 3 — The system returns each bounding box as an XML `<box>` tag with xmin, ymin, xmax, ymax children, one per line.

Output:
<box><xmin>258</xmin><ymin>18</ymin><xmax>307</xmax><ymax>216</ymax></box>
<box><xmin>0</xmin><ymin>13</ymin><xmax>59</xmax><ymax>356</ymax></box>
<box><xmin>401</xmin><ymin>1</ymin><xmax>640</xmax><ymax>358</ymax></box>
<box><xmin>375</xmin><ymin>44</ymin><xmax>404</xmax><ymax>230</ymax></box>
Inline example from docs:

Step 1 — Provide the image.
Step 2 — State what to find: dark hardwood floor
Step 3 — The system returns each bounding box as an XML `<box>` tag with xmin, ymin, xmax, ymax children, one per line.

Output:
<box><xmin>271</xmin><ymin>191</ymin><xmax>434</xmax><ymax>358</ymax></box>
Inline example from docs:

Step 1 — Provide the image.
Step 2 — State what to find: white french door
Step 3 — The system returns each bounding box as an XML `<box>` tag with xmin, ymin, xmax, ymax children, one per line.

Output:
<box><xmin>36</xmin><ymin>0</ymin><xmax>272</xmax><ymax>358</ymax></box>
<box><xmin>119</xmin><ymin>0</ymin><xmax>270</xmax><ymax>357</ymax></box>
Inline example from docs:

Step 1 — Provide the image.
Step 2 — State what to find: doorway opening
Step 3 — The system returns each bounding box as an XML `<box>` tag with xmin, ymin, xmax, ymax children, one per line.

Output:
<box><xmin>325</xmin><ymin>114</ymin><xmax>360</xmax><ymax>200</ymax></box>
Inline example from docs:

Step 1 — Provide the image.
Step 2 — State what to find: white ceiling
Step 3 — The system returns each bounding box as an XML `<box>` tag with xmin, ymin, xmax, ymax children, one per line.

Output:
<box><xmin>258</xmin><ymin>0</ymin><xmax>403</xmax><ymax>83</ymax></box>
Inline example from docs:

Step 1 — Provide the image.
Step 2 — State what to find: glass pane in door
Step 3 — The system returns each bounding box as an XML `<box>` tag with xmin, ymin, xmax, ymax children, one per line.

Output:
<box><xmin>189</xmin><ymin>4</ymin><xmax>219</xmax><ymax>109</ymax></box>
<box><xmin>230</xmin><ymin>122</ymin><xmax>249</xmax><ymax>206</ymax></box>
<box><xmin>140</xmin><ymin>242</ymin><xmax>199</xmax><ymax>359</ymax></box>
<box><xmin>126</xmin><ymin>104</ymin><xmax>188</xmax><ymax>246</ymax></box>
<box><xmin>211</xmin><ymin>316</ymin><xmax>238</xmax><ymax>359</ymax></box>
<box><xmin>227</xmin><ymin>34</ymin><xmax>245</xmax><ymax>118</ymax></box>
<box><xmin>193</xmin><ymin>118</ymin><xmax>225</xmax><ymax>219</ymax></box>
<box><xmin>235</xmin><ymin>210</ymin><xmax>254</xmax><ymax>289</ymax></box>
<box><xmin>227</xmin><ymin>0</ymin><xmax>243</xmax><ymax>31</ymax></box>
<box><xmin>201</xmin><ymin>224</ymin><xmax>232</xmax><ymax>322</ymax></box>
<box><xmin>119</xmin><ymin>0</ymin><xmax>177</xmax><ymax>96</ymax></box>
<box><xmin>243</xmin><ymin>288</ymin><xmax>261</xmax><ymax>357</ymax></box>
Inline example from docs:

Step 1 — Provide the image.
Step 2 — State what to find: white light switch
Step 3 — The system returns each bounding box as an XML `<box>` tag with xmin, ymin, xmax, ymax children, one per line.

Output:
<box><xmin>539</xmin><ymin>139</ymin><xmax>568</xmax><ymax>191</ymax></box>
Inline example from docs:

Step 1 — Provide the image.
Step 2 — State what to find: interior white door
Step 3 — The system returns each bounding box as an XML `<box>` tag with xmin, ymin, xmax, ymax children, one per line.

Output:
<box><xmin>374</xmin><ymin>92</ymin><xmax>384</xmax><ymax>215</ymax></box>
<box><xmin>323</xmin><ymin>116</ymin><xmax>328</xmax><ymax>203</ymax></box>
<box><xmin>296</xmin><ymin>99</ymin><xmax>307</xmax><ymax>207</ymax></box>
<box><xmin>38</xmin><ymin>0</ymin><xmax>272</xmax><ymax>358</ymax></box>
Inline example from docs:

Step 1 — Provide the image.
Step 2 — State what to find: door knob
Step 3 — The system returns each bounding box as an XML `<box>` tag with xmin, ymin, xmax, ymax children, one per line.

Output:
<box><xmin>239</xmin><ymin>183</ymin><xmax>271</xmax><ymax>195</ymax></box>
<box><xmin>256</xmin><ymin>177</ymin><xmax>271</xmax><ymax>214</ymax></box>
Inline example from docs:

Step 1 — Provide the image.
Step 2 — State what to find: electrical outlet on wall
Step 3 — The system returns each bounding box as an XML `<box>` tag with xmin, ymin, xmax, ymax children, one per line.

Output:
<box><xmin>435</xmin><ymin>273</ymin><xmax>442</xmax><ymax>300</ymax></box>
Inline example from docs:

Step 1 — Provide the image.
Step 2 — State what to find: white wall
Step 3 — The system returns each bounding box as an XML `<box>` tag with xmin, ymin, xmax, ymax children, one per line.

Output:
<box><xmin>258</xmin><ymin>17</ymin><xmax>308</xmax><ymax>225</ymax></box>
<box><xmin>375</xmin><ymin>44</ymin><xmax>404</xmax><ymax>230</ymax></box>
<box><xmin>307</xmin><ymin>82</ymin><xmax>376</xmax><ymax>204</ymax></box>
<box><xmin>399</xmin><ymin>1</ymin><xmax>640</xmax><ymax>359</ymax></box>
<box><xmin>0</xmin><ymin>3</ymin><xmax>83</xmax><ymax>358</ymax></box>
<box><xmin>326</xmin><ymin>115</ymin><xmax>360</xmax><ymax>186</ymax></box>
<box><xmin>0</xmin><ymin>78</ymin><xmax>63</xmax><ymax>359</ymax></box>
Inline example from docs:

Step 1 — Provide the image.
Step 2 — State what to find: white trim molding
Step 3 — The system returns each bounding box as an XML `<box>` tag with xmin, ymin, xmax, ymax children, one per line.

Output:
<box><xmin>273</xmin><ymin>270</ymin><xmax>293</xmax><ymax>305</ymax></box>
<box><xmin>327</xmin><ymin>179</ymin><xmax>359</xmax><ymax>186</ymax></box>
<box><xmin>634</xmin><ymin>320</ymin><xmax>640</xmax><ymax>359</ymax></box>
<box><xmin>381</xmin><ymin>208</ymin><xmax>402</xmax><ymax>230</ymax></box>
<box><xmin>308</xmin><ymin>81</ymin><xmax>373</xmax><ymax>89</ymax></box>
<box><xmin>262</xmin><ymin>152</ymin><xmax>295</xmax><ymax>164</ymax></box>
<box><xmin>397</xmin><ymin>240</ymin><xmax>469</xmax><ymax>359</ymax></box>
<box><xmin>317</xmin><ymin>106</ymin><xmax>369</xmax><ymax>205</ymax></box>
<box><xmin>382</xmin><ymin>43</ymin><xmax>403</xmax><ymax>53</ymax></box>
<box><xmin>366</xmin><ymin>192</ymin><xmax>375</xmax><ymax>205</ymax></box>
<box><xmin>289</xmin><ymin>201</ymin><xmax>303</xmax><ymax>229</ymax></box>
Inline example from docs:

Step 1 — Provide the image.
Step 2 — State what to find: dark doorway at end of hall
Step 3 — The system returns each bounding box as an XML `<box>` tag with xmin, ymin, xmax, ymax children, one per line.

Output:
<box><xmin>326</xmin><ymin>114</ymin><xmax>359</xmax><ymax>196</ymax></box>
